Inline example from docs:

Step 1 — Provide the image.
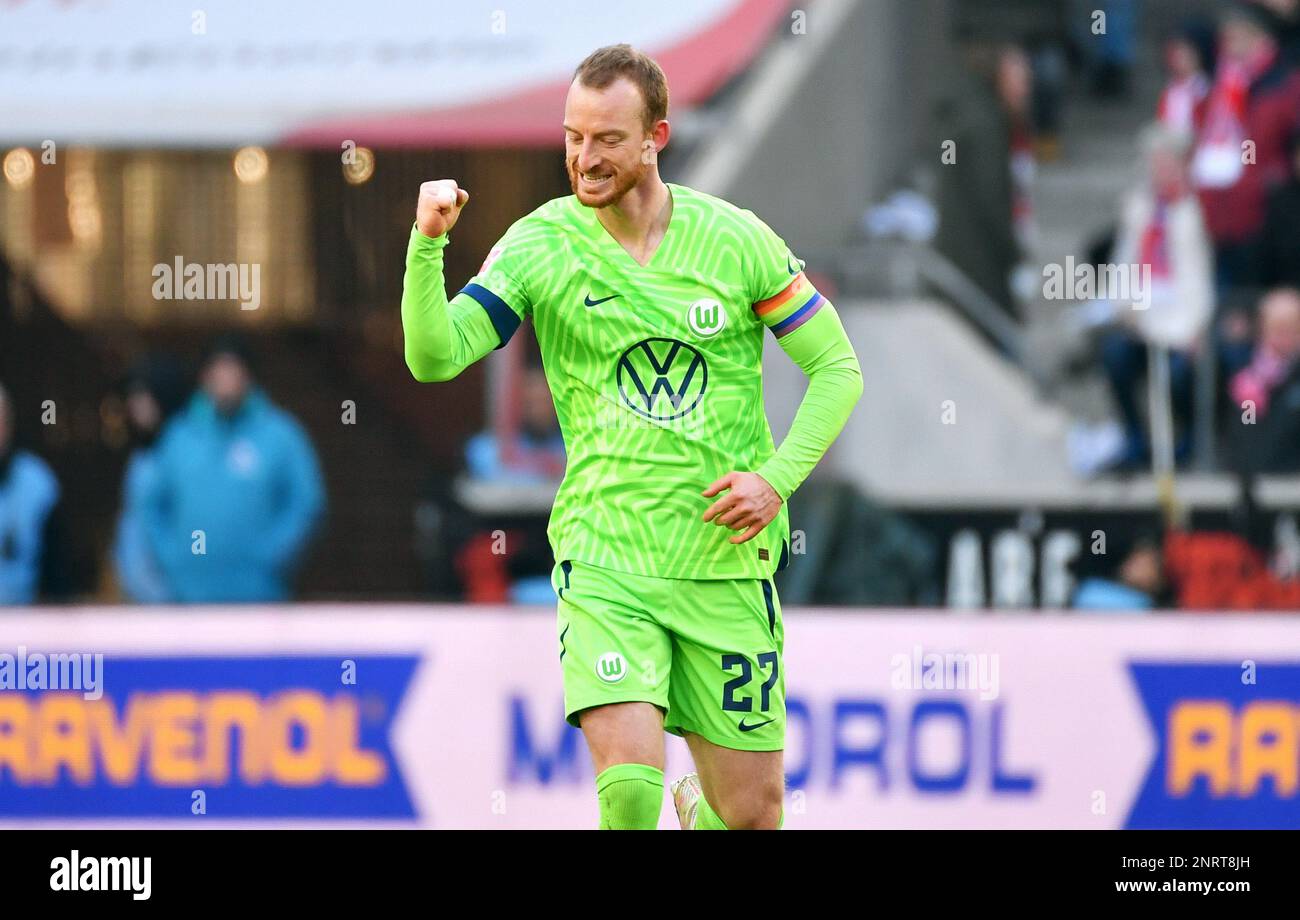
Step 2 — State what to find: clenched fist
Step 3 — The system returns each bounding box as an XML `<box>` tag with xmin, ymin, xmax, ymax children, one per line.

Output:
<box><xmin>416</xmin><ymin>179</ymin><xmax>470</xmax><ymax>239</ymax></box>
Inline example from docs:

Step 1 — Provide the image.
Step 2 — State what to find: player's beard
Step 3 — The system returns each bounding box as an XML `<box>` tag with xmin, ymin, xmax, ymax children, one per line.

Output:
<box><xmin>567</xmin><ymin>156</ymin><xmax>646</xmax><ymax>209</ymax></box>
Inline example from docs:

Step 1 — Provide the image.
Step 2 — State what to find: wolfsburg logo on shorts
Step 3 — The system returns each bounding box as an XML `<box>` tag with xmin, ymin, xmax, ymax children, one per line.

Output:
<box><xmin>616</xmin><ymin>337</ymin><xmax>708</xmax><ymax>421</ymax></box>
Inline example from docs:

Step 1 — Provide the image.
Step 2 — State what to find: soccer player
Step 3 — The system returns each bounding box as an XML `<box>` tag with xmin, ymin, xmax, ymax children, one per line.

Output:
<box><xmin>402</xmin><ymin>44</ymin><xmax>862</xmax><ymax>829</ymax></box>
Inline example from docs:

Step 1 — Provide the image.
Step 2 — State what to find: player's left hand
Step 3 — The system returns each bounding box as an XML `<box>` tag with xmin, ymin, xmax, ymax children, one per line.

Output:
<box><xmin>701</xmin><ymin>472</ymin><xmax>783</xmax><ymax>545</ymax></box>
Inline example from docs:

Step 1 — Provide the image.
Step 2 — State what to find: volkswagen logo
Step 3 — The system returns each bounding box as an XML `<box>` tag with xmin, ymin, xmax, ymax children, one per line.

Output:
<box><xmin>616</xmin><ymin>338</ymin><xmax>708</xmax><ymax>421</ymax></box>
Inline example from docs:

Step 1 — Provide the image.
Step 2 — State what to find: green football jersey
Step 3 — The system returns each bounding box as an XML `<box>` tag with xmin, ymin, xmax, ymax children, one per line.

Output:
<box><xmin>450</xmin><ymin>184</ymin><xmax>826</xmax><ymax>581</ymax></box>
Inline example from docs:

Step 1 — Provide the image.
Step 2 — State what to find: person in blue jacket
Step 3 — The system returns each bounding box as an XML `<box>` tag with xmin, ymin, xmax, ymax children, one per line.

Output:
<box><xmin>143</xmin><ymin>334</ymin><xmax>325</xmax><ymax>603</ymax></box>
<box><xmin>113</xmin><ymin>355</ymin><xmax>190</xmax><ymax>603</ymax></box>
<box><xmin>1071</xmin><ymin>532</ymin><xmax>1164</xmax><ymax>612</ymax></box>
<box><xmin>0</xmin><ymin>383</ymin><xmax>61</xmax><ymax>605</ymax></box>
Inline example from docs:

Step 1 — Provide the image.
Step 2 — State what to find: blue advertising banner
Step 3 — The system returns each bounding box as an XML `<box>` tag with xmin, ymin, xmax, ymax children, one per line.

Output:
<box><xmin>0</xmin><ymin>655</ymin><xmax>418</xmax><ymax>818</ymax></box>
<box><xmin>1126</xmin><ymin>662</ymin><xmax>1300</xmax><ymax>829</ymax></box>
<box><xmin>3</xmin><ymin>610</ymin><xmax>1300</xmax><ymax>828</ymax></box>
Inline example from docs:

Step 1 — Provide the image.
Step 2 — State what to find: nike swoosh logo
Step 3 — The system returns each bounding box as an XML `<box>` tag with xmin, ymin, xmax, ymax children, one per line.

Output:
<box><xmin>584</xmin><ymin>293</ymin><xmax>621</xmax><ymax>307</ymax></box>
<box><xmin>738</xmin><ymin>717</ymin><xmax>775</xmax><ymax>732</ymax></box>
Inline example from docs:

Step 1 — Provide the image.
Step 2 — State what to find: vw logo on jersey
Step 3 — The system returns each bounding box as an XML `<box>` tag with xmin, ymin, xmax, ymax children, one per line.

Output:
<box><xmin>616</xmin><ymin>338</ymin><xmax>708</xmax><ymax>421</ymax></box>
<box><xmin>686</xmin><ymin>298</ymin><xmax>726</xmax><ymax>337</ymax></box>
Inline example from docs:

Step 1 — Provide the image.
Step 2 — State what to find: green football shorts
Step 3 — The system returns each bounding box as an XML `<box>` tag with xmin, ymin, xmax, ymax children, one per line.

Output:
<box><xmin>553</xmin><ymin>558</ymin><xmax>785</xmax><ymax>752</ymax></box>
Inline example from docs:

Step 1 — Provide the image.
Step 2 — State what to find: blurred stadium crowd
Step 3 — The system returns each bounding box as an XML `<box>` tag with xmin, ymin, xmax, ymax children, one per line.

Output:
<box><xmin>4</xmin><ymin>0</ymin><xmax>1300</xmax><ymax>611</ymax></box>
<box><xmin>0</xmin><ymin>328</ymin><xmax>567</xmax><ymax>605</ymax></box>
<box><xmin>972</xmin><ymin>0</ymin><xmax>1300</xmax><ymax>611</ymax></box>
<box><xmin>1078</xmin><ymin>0</ymin><xmax>1300</xmax><ymax>477</ymax></box>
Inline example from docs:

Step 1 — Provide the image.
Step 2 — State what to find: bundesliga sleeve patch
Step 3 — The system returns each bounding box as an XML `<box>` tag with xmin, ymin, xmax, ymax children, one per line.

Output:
<box><xmin>478</xmin><ymin>245</ymin><xmax>505</xmax><ymax>274</ymax></box>
<box><xmin>752</xmin><ymin>272</ymin><xmax>825</xmax><ymax>338</ymax></box>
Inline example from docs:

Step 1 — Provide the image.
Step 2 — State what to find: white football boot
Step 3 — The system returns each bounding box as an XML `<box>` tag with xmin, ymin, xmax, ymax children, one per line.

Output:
<box><xmin>670</xmin><ymin>773</ymin><xmax>705</xmax><ymax>829</ymax></box>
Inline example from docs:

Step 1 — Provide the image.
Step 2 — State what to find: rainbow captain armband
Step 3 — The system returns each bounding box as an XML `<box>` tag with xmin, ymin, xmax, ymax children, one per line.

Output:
<box><xmin>752</xmin><ymin>272</ymin><xmax>826</xmax><ymax>338</ymax></box>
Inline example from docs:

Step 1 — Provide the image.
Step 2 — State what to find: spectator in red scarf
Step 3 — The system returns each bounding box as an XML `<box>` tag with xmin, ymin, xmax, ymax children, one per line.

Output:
<box><xmin>1157</xmin><ymin>21</ymin><xmax>1216</xmax><ymax>140</ymax></box>
<box><xmin>1099</xmin><ymin>126</ymin><xmax>1214</xmax><ymax>471</ymax></box>
<box><xmin>997</xmin><ymin>46</ymin><xmax>1038</xmax><ymax>256</ymax></box>
<box><xmin>1193</xmin><ymin>2</ymin><xmax>1300</xmax><ymax>289</ymax></box>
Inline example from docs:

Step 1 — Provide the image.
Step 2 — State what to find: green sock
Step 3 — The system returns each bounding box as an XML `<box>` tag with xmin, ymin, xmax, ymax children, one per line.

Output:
<box><xmin>595</xmin><ymin>763</ymin><xmax>664</xmax><ymax>830</ymax></box>
<box><xmin>694</xmin><ymin>794</ymin><xmax>730</xmax><ymax>830</ymax></box>
<box><xmin>694</xmin><ymin>798</ymin><xmax>786</xmax><ymax>830</ymax></box>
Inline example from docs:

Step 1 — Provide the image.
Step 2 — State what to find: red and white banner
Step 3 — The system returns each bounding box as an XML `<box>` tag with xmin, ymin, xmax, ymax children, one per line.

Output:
<box><xmin>0</xmin><ymin>0</ymin><xmax>788</xmax><ymax>147</ymax></box>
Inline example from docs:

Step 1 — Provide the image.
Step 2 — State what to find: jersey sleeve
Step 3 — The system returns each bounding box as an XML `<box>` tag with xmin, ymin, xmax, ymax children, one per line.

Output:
<box><xmin>401</xmin><ymin>227</ymin><xmax>502</xmax><ymax>382</ymax></box>
<box><xmin>453</xmin><ymin>216</ymin><xmax>542</xmax><ymax>349</ymax></box>
<box><xmin>402</xmin><ymin>214</ymin><xmax>548</xmax><ymax>382</ymax></box>
<box><xmin>745</xmin><ymin>214</ymin><xmax>827</xmax><ymax>340</ymax></box>
<box><xmin>743</xmin><ymin>213</ymin><xmax>863</xmax><ymax>500</ymax></box>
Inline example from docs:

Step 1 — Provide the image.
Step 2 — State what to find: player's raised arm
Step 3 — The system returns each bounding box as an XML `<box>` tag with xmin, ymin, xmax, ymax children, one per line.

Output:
<box><xmin>401</xmin><ymin>179</ymin><xmax>504</xmax><ymax>382</ymax></box>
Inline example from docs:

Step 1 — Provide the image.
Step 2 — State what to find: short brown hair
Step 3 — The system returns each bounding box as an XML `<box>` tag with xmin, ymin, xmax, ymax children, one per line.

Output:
<box><xmin>573</xmin><ymin>44</ymin><xmax>669</xmax><ymax>132</ymax></box>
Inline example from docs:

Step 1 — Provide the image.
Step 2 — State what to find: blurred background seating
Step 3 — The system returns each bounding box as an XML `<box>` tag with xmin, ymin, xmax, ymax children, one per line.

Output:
<box><xmin>5</xmin><ymin>0</ymin><xmax>1300</xmax><ymax>610</ymax></box>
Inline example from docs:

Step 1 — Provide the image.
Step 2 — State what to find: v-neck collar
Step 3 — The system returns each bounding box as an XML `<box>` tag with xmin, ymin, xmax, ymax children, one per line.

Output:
<box><xmin>585</xmin><ymin>183</ymin><xmax>678</xmax><ymax>270</ymax></box>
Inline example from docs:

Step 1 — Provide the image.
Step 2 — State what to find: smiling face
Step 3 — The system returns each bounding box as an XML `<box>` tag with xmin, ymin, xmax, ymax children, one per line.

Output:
<box><xmin>563</xmin><ymin>76</ymin><xmax>664</xmax><ymax>208</ymax></box>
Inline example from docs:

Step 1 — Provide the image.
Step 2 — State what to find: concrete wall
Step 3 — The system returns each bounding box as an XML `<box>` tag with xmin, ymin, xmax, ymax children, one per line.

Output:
<box><xmin>763</xmin><ymin>296</ymin><xmax>1079</xmax><ymax>504</ymax></box>
<box><xmin>683</xmin><ymin>0</ymin><xmax>954</xmax><ymax>263</ymax></box>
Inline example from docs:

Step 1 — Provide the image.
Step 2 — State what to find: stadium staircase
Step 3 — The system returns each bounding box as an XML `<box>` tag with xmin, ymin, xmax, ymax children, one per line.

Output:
<box><xmin>694</xmin><ymin>0</ymin><xmax>1244</xmax><ymax>506</ymax></box>
<box><xmin>1023</xmin><ymin>0</ymin><xmax>1227</xmax><ymax>421</ymax></box>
